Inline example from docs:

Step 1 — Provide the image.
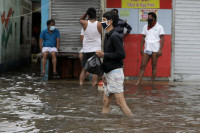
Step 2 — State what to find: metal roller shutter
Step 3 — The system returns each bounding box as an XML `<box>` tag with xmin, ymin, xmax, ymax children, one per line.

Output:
<box><xmin>50</xmin><ymin>0</ymin><xmax>101</xmax><ymax>53</ymax></box>
<box><xmin>174</xmin><ymin>0</ymin><xmax>200</xmax><ymax>81</ymax></box>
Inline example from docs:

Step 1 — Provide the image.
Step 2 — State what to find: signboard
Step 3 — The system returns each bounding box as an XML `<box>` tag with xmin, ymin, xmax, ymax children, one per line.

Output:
<box><xmin>122</xmin><ymin>0</ymin><xmax>160</xmax><ymax>9</ymax></box>
<box><xmin>120</xmin><ymin>10</ymin><xmax>130</xmax><ymax>17</ymax></box>
<box><xmin>139</xmin><ymin>9</ymin><xmax>158</xmax><ymax>21</ymax></box>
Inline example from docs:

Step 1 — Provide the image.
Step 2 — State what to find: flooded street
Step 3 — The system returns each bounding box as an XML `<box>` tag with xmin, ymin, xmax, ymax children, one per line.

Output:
<box><xmin>0</xmin><ymin>66</ymin><xmax>200</xmax><ymax>133</ymax></box>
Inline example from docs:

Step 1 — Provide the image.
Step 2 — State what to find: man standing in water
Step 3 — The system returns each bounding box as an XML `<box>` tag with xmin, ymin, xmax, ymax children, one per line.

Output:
<box><xmin>79</xmin><ymin>28</ymin><xmax>84</xmax><ymax>62</ymax></box>
<box><xmin>96</xmin><ymin>11</ymin><xmax>132</xmax><ymax>117</ymax></box>
<box><xmin>135</xmin><ymin>12</ymin><xmax>164</xmax><ymax>86</ymax></box>
<box><xmin>79</xmin><ymin>7</ymin><xmax>102</xmax><ymax>86</ymax></box>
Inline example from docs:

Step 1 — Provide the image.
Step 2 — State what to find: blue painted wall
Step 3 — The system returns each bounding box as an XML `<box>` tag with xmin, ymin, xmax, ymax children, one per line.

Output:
<box><xmin>41</xmin><ymin>0</ymin><xmax>49</xmax><ymax>31</ymax></box>
<box><xmin>41</xmin><ymin>0</ymin><xmax>50</xmax><ymax>80</ymax></box>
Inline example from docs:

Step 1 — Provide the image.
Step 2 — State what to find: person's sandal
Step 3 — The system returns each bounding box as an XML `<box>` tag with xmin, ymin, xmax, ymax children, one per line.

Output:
<box><xmin>40</xmin><ymin>72</ymin><xmax>45</xmax><ymax>77</ymax></box>
<box><xmin>53</xmin><ymin>72</ymin><xmax>59</xmax><ymax>75</ymax></box>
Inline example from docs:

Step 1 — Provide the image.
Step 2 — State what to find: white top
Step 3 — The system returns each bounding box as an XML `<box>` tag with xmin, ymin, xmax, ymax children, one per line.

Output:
<box><xmin>142</xmin><ymin>22</ymin><xmax>165</xmax><ymax>52</ymax></box>
<box><xmin>82</xmin><ymin>20</ymin><xmax>101</xmax><ymax>53</ymax></box>
<box><xmin>80</xmin><ymin>28</ymin><xmax>84</xmax><ymax>36</ymax></box>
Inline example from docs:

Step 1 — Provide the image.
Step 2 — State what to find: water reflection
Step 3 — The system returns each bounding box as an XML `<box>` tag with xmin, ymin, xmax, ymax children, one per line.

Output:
<box><xmin>0</xmin><ymin>70</ymin><xmax>200</xmax><ymax>132</ymax></box>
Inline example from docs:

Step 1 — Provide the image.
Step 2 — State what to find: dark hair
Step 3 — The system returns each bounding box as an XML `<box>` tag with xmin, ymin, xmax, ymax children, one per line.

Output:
<box><xmin>47</xmin><ymin>19</ymin><xmax>55</xmax><ymax>26</ymax></box>
<box><xmin>111</xmin><ymin>9</ymin><xmax>118</xmax><ymax>14</ymax></box>
<box><xmin>87</xmin><ymin>7</ymin><xmax>96</xmax><ymax>19</ymax></box>
<box><xmin>148</xmin><ymin>12</ymin><xmax>157</xmax><ymax>20</ymax></box>
<box><xmin>103</xmin><ymin>11</ymin><xmax>118</xmax><ymax>27</ymax></box>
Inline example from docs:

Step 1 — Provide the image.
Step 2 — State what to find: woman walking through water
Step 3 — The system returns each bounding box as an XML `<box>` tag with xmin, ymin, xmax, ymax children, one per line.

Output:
<box><xmin>135</xmin><ymin>12</ymin><xmax>164</xmax><ymax>86</ymax></box>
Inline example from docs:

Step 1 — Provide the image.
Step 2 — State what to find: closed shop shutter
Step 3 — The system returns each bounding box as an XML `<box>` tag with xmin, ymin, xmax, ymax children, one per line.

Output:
<box><xmin>50</xmin><ymin>0</ymin><xmax>101</xmax><ymax>53</ymax></box>
<box><xmin>174</xmin><ymin>0</ymin><xmax>200</xmax><ymax>81</ymax></box>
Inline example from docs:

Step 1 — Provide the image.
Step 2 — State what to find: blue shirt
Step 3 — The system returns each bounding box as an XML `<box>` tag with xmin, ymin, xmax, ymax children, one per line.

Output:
<box><xmin>40</xmin><ymin>29</ymin><xmax>60</xmax><ymax>47</ymax></box>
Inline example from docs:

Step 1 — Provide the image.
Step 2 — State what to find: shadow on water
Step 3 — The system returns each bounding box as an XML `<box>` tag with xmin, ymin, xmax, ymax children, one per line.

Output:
<box><xmin>0</xmin><ymin>65</ymin><xmax>200</xmax><ymax>132</ymax></box>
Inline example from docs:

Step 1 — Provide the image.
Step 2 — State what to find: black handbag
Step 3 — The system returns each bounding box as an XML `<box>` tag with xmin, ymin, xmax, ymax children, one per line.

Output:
<box><xmin>85</xmin><ymin>54</ymin><xmax>103</xmax><ymax>76</ymax></box>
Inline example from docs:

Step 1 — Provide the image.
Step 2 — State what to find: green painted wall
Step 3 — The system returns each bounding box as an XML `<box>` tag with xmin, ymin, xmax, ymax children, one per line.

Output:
<box><xmin>0</xmin><ymin>0</ymin><xmax>21</xmax><ymax>64</ymax></box>
<box><xmin>0</xmin><ymin>0</ymin><xmax>32</xmax><ymax>68</ymax></box>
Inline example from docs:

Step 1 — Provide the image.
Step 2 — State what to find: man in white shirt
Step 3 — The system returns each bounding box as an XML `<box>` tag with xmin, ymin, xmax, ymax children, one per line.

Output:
<box><xmin>79</xmin><ymin>7</ymin><xmax>102</xmax><ymax>86</ymax></box>
<box><xmin>135</xmin><ymin>12</ymin><xmax>164</xmax><ymax>86</ymax></box>
<box><xmin>79</xmin><ymin>28</ymin><xmax>91</xmax><ymax>80</ymax></box>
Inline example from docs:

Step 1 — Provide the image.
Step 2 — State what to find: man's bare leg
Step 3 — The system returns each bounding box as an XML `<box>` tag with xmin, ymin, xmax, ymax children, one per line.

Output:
<box><xmin>114</xmin><ymin>93</ymin><xmax>133</xmax><ymax>117</ymax></box>
<box><xmin>42</xmin><ymin>52</ymin><xmax>48</xmax><ymax>75</ymax></box>
<box><xmin>102</xmin><ymin>93</ymin><xmax>112</xmax><ymax>114</ymax></box>
<box><xmin>79</xmin><ymin>53</ymin><xmax>83</xmax><ymax>62</ymax></box>
<box><xmin>51</xmin><ymin>52</ymin><xmax>57</xmax><ymax>73</ymax></box>
<box><xmin>80</xmin><ymin>68</ymin><xmax>86</xmax><ymax>85</ymax></box>
<box><xmin>151</xmin><ymin>52</ymin><xmax>158</xmax><ymax>86</ymax></box>
<box><xmin>135</xmin><ymin>54</ymin><xmax>151</xmax><ymax>85</ymax></box>
<box><xmin>92</xmin><ymin>74</ymin><xmax>98</xmax><ymax>86</ymax></box>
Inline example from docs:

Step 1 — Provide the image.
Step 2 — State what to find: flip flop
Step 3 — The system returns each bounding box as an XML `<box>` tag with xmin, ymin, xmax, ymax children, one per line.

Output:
<box><xmin>53</xmin><ymin>72</ymin><xmax>59</xmax><ymax>75</ymax></box>
<box><xmin>40</xmin><ymin>73</ymin><xmax>45</xmax><ymax>77</ymax></box>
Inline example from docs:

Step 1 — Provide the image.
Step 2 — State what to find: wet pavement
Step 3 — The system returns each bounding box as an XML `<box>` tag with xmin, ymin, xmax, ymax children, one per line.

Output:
<box><xmin>1</xmin><ymin>66</ymin><xmax>200</xmax><ymax>133</ymax></box>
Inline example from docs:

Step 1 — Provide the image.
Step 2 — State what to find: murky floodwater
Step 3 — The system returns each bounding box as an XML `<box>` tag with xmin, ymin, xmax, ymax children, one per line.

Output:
<box><xmin>0</xmin><ymin>66</ymin><xmax>200</xmax><ymax>133</ymax></box>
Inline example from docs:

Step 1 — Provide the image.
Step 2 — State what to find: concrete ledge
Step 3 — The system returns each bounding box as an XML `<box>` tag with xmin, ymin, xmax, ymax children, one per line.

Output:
<box><xmin>37</xmin><ymin>52</ymin><xmax>79</xmax><ymax>58</ymax></box>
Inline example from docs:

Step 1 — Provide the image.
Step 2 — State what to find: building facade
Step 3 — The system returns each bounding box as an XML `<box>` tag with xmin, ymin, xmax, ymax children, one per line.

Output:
<box><xmin>41</xmin><ymin>0</ymin><xmax>200</xmax><ymax>81</ymax></box>
<box><xmin>0</xmin><ymin>0</ymin><xmax>32</xmax><ymax>72</ymax></box>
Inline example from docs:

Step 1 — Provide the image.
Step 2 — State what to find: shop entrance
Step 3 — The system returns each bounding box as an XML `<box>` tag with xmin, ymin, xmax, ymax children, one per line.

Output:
<box><xmin>106</xmin><ymin>0</ymin><xmax>172</xmax><ymax>78</ymax></box>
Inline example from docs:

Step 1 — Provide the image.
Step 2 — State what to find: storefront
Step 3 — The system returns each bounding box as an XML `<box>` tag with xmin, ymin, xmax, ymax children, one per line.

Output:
<box><xmin>41</xmin><ymin>0</ymin><xmax>105</xmax><ymax>79</ymax></box>
<box><xmin>107</xmin><ymin>0</ymin><xmax>172</xmax><ymax>79</ymax></box>
<box><xmin>42</xmin><ymin>0</ymin><xmax>200</xmax><ymax>81</ymax></box>
<box><xmin>172</xmin><ymin>0</ymin><xmax>200</xmax><ymax>81</ymax></box>
<box><xmin>41</xmin><ymin>0</ymin><xmax>173</xmax><ymax>80</ymax></box>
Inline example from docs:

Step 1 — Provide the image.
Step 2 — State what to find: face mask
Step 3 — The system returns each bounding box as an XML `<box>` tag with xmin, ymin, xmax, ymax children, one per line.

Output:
<box><xmin>101</xmin><ymin>20</ymin><xmax>110</xmax><ymax>29</ymax></box>
<box><xmin>49</xmin><ymin>26</ymin><xmax>55</xmax><ymax>31</ymax></box>
<box><xmin>148</xmin><ymin>19</ymin><xmax>153</xmax><ymax>23</ymax></box>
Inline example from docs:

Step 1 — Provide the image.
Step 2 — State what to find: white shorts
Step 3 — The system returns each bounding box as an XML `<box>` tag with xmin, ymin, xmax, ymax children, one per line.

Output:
<box><xmin>144</xmin><ymin>50</ymin><xmax>152</xmax><ymax>55</ymax></box>
<box><xmin>103</xmin><ymin>68</ymin><xmax>124</xmax><ymax>97</ymax></box>
<box><xmin>42</xmin><ymin>47</ymin><xmax>58</xmax><ymax>53</ymax></box>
